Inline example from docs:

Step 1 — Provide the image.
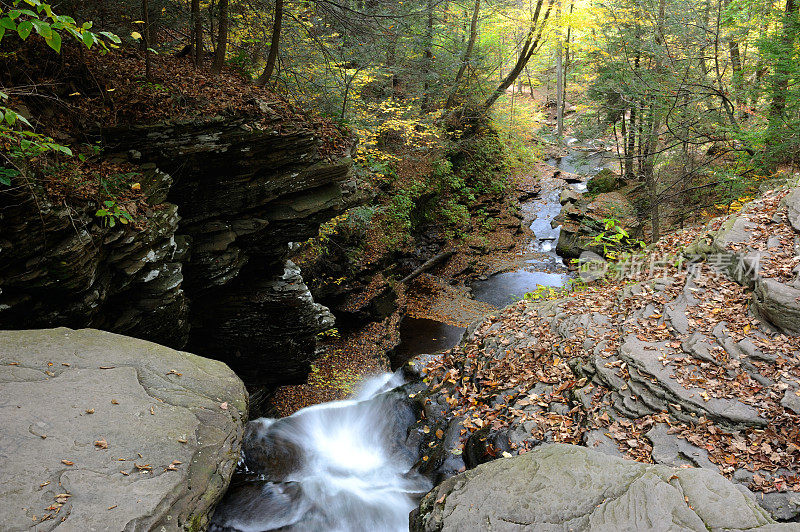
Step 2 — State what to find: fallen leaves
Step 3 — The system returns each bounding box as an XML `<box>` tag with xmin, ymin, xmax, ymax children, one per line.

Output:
<box><xmin>165</xmin><ymin>460</ymin><xmax>182</xmax><ymax>471</ymax></box>
<box><xmin>61</xmin><ymin>460</ymin><xmax>74</xmax><ymax>466</ymax></box>
<box><xmin>94</xmin><ymin>439</ymin><xmax>108</xmax><ymax>449</ymax></box>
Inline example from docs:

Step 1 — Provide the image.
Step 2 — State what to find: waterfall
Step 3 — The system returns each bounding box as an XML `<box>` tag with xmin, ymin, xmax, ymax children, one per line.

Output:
<box><xmin>211</xmin><ymin>373</ymin><xmax>431</xmax><ymax>531</ymax></box>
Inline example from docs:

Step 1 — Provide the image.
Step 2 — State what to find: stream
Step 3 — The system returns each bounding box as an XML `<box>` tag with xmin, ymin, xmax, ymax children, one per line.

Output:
<box><xmin>210</xmin><ymin>146</ymin><xmax>610</xmax><ymax>532</ymax></box>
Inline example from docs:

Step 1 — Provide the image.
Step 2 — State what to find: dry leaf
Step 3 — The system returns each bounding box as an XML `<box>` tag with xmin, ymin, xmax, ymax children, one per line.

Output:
<box><xmin>61</xmin><ymin>460</ymin><xmax>74</xmax><ymax>466</ymax></box>
<box><xmin>94</xmin><ymin>439</ymin><xmax>108</xmax><ymax>449</ymax></box>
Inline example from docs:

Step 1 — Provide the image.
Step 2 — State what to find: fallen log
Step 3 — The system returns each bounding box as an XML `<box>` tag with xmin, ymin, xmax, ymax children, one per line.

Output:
<box><xmin>399</xmin><ymin>251</ymin><xmax>455</xmax><ymax>284</ymax></box>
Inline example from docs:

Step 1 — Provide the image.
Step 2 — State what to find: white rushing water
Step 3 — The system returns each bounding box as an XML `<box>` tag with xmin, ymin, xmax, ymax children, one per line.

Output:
<box><xmin>212</xmin><ymin>373</ymin><xmax>431</xmax><ymax>532</ymax></box>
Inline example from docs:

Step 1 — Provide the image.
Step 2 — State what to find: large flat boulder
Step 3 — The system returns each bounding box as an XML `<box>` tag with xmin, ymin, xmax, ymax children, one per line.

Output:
<box><xmin>0</xmin><ymin>328</ymin><xmax>247</xmax><ymax>531</ymax></box>
<box><xmin>411</xmin><ymin>444</ymin><xmax>792</xmax><ymax>532</ymax></box>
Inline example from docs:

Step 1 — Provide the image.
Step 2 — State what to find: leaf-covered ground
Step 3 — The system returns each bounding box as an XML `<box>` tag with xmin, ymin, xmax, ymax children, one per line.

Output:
<box><xmin>418</xmin><ymin>186</ymin><xmax>800</xmax><ymax>504</ymax></box>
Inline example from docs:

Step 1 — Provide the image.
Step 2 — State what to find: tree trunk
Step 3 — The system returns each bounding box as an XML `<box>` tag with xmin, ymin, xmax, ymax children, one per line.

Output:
<box><xmin>769</xmin><ymin>0</ymin><xmax>798</xmax><ymax>122</ymax></box>
<box><xmin>482</xmin><ymin>0</ymin><xmax>555</xmax><ymax>111</ymax></box>
<box><xmin>258</xmin><ymin>0</ymin><xmax>284</xmax><ymax>87</ymax></box>
<box><xmin>561</xmin><ymin>0</ymin><xmax>573</xmax><ymax>121</ymax></box>
<box><xmin>728</xmin><ymin>40</ymin><xmax>744</xmax><ymax>118</ymax></box>
<box><xmin>211</xmin><ymin>0</ymin><xmax>229</xmax><ymax>74</ymax></box>
<box><xmin>192</xmin><ymin>0</ymin><xmax>202</xmax><ymax>67</ymax></box>
<box><xmin>446</xmin><ymin>0</ymin><xmax>480</xmax><ymax>108</ymax></box>
<box><xmin>421</xmin><ymin>0</ymin><xmax>434</xmax><ymax>111</ymax></box>
<box><xmin>142</xmin><ymin>0</ymin><xmax>152</xmax><ymax>80</ymax></box>
<box><xmin>555</xmin><ymin>0</ymin><xmax>563</xmax><ymax>137</ymax></box>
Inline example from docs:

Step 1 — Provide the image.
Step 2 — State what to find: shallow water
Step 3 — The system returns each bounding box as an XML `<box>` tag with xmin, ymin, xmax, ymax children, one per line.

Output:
<box><xmin>391</xmin><ymin>317</ymin><xmax>466</xmax><ymax>369</ymax></box>
<box><xmin>471</xmin><ymin>148</ymin><xmax>611</xmax><ymax>307</ymax></box>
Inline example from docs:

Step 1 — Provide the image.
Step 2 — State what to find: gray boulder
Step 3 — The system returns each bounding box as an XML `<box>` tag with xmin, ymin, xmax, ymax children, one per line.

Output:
<box><xmin>0</xmin><ymin>328</ymin><xmax>247</xmax><ymax>531</ymax></box>
<box><xmin>753</xmin><ymin>278</ymin><xmax>800</xmax><ymax>335</ymax></box>
<box><xmin>411</xmin><ymin>444</ymin><xmax>791</xmax><ymax>531</ymax></box>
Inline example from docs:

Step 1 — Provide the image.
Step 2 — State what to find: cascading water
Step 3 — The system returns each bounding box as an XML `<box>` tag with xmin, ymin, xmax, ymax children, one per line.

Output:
<box><xmin>211</xmin><ymin>145</ymin><xmax>611</xmax><ymax>531</ymax></box>
<box><xmin>210</xmin><ymin>373</ymin><xmax>431</xmax><ymax>532</ymax></box>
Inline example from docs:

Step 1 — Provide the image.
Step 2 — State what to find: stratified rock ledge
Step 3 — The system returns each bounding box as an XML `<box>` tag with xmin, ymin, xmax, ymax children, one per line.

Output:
<box><xmin>411</xmin><ymin>444</ymin><xmax>793</xmax><ymax>532</ymax></box>
<box><xmin>0</xmin><ymin>328</ymin><xmax>247</xmax><ymax>531</ymax></box>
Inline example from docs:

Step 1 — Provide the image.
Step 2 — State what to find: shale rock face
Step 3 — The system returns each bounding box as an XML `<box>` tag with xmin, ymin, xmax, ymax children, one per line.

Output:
<box><xmin>411</xmin><ymin>444</ymin><xmax>790</xmax><ymax>532</ymax></box>
<box><xmin>0</xmin><ymin>106</ymin><xmax>357</xmax><ymax>385</ymax></box>
<box><xmin>0</xmin><ymin>328</ymin><xmax>247</xmax><ymax>531</ymax></box>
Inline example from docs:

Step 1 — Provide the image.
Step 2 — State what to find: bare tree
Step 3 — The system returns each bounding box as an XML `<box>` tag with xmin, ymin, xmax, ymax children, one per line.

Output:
<box><xmin>482</xmin><ymin>0</ymin><xmax>555</xmax><ymax>111</ymax></box>
<box><xmin>445</xmin><ymin>0</ymin><xmax>480</xmax><ymax>108</ymax></box>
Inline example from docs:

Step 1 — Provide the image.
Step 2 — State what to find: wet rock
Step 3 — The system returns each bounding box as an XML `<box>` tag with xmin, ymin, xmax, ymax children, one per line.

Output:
<box><xmin>210</xmin><ymin>480</ymin><xmax>308</xmax><ymax>532</ymax></box>
<box><xmin>242</xmin><ymin>421</ymin><xmax>305</xmax><ymax>480</ymax></box>
<box><xmin>0</xmin><ymin>328</ymin><xmax>247</xmax><ymax>531</ymax></box>
<box><xmin>560</xmin><ymin>189</ymin><xmax>581</xmax><ymax>205</ymax></box>
<box><xmin>189</xmin><ymin>261</ymin><xmax>335</xmax><ymax>385</ymax></box>
<box><xmin>411</xmin><ymin>444</ymin><xmax>787</xmax><ymax>531</ymax></box>
<box><xmin>462</xmin><ymin>427</ymin><xmax>512</xmax><ymax>469</ymax></box>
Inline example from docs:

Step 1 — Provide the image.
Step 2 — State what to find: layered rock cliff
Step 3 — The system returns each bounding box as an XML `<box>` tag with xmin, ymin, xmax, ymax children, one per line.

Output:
<box><xmin>0</xmin><ymin>103</ymin><xmax>358</xmax><ymax>386</ymax></box>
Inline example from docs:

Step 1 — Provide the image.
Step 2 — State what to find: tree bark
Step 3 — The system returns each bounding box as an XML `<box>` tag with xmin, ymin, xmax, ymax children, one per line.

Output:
<box><xmin>258</xmin><ymin>0</ymin><xmax>284</xmax><ymax>87</ymax></box>
<box><xmin>211</xmin><ymin>0</ymin><xmax>229</xmax><ymax>74</ymax></box>
<box><xmin>191</xmin><ymin>0</ymin><xmax>202</xmax><ymax>67</ymax></box>
<box><xmin>421</xmin><ymin>0</ymin><xmax>435</xmax><ymax>111</ymax></box>
<box><xmin>142</xmin><ymin>0</ymin><xmax>152</xmax><ymax>80</ymax></box>
<box><xmin>446</xmin><ymin>0</ymin><xmax>480</xmax><ymax>108</ymax></box>
<box><xmin>555</xmin><ymin>0</ymin><xmax>563</xmax><ymax>138</ymax></box>
<box><xmin>769</xmin><ymin>0</ymin><xmax>798</xmax><ymax>122</ymax></box>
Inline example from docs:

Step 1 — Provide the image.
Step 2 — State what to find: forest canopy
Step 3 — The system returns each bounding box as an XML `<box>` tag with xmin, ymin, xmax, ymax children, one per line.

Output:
<box><xmin>1</xmin><ymin>0</ymin><xmax>798</xmax><ymax>244</ymax></box>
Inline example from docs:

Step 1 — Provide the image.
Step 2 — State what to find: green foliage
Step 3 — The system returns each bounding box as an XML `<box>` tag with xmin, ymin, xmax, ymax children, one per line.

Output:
<box><xmin>0</xmin><ymin>93</ymin><xmax>73</xmax><ymax>186</ymax></box>
<box><xmin>0</xmin><ymin>3</ymin><xmax>118</xmax><ymax>188</ymax></box>
<box><xmin>592</xmin><ymin>217</ymin><xmax>645</xmax><ymax>260</ymax></box>
<box><xmin>95</xmin><ymin>200</ymin><xmax>133</xmax><ymax>228</ymax></box>
<box><xmin>0</xmin><ymin>0</ymin><xmax>120</xmax><ymax>53</ymax></box>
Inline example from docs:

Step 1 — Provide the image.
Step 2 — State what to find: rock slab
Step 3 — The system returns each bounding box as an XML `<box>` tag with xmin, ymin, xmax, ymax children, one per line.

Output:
<box><xmin>411</xmin><ymin>444</ymin><xmax>792</xmax><ymax>532</ymax></box>
<box><xmin>0</xmin><ymin>328</ymin><xmax>248</xmax><ymax>531</ymax></box>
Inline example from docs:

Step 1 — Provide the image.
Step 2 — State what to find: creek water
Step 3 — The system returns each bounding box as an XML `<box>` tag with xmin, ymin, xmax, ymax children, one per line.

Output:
<box><xmin>470</xmin><ymin>148</ymin><xmax>612</xmax><ymax>308</ymax></box>
<box><xmin>210</xmin><ymin>373</ymin><xmax>430</xmax><ymax>531</ymax></box>
<box><xmin>211</xmin><ymin>147</ymin><xmax>610</xmax><ymax>531</ymax></box>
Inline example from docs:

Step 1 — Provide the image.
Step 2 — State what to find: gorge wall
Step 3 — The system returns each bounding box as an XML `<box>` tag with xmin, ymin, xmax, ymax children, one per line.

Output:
<box><xmin>0</xmin><ymin>101</ymin><xmax>359</xmax><ymax>386</ymax></box>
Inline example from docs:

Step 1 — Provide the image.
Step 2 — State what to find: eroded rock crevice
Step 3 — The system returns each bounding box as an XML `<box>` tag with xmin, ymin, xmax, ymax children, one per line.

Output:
<box><xmin>0</xmin><ymin>107</ymin><xmax>359</xmax><ymax>385</ymax></box>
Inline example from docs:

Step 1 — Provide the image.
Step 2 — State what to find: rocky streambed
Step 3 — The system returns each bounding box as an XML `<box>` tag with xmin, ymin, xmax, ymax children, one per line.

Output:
<box><xmin>212</xmin><ymin>170</ymin><xmax>800</xmax><ymax>529</ymax></box>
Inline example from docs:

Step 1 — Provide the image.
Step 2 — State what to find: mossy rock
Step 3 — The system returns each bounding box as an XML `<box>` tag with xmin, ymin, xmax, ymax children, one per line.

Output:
<box><xmin>587</xmin><ymin>169</ymin><xmax>621</xmax><ymax>194</ymax></box>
